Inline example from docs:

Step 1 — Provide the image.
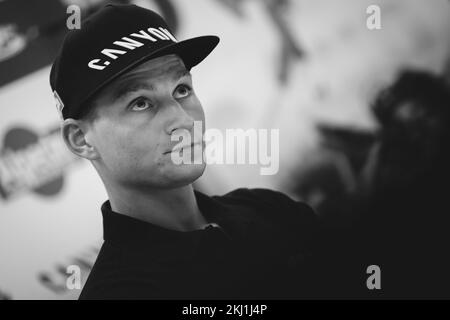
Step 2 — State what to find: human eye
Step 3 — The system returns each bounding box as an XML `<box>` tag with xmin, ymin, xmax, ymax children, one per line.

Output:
<box><xmin>173</xmin><ymin>84</ymin><xmax>192</xmax><ymax>99</ymax></box>
<box><xmin>128</xmin><ymin>97</ymin><xmax>154</xmax><ymax>111</ymax></box>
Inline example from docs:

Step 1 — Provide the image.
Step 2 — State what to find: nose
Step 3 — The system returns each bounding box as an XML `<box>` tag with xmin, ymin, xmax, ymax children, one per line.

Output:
<box><xmin>163</xmin><ymin>100</ymin><xmax>195</xmax><ymax>135</ymax></box>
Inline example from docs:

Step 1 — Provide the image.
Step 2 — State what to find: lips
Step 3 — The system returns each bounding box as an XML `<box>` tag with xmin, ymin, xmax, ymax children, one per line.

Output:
<box><xmin>164</xmin><ymin>141</ymin><xmax>203</xmax><ymax>154</ymax></box>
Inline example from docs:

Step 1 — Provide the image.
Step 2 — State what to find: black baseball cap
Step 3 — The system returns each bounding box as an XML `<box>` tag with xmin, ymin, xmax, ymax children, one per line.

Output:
<box><xmin>50</xmin><ymin>3</ymin><xmax>219</xmax><ymax>119</ymax></box>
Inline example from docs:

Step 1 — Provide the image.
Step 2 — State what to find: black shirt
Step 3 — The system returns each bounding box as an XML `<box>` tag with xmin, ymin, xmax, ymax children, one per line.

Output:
<box><xmin>79</xmin><ymin>188</ymin><xmax>319</xmax><ymax>299</ymax></box>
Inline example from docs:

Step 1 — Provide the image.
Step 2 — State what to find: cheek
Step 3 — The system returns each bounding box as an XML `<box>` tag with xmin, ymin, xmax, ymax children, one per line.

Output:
<box><xmin>92</xmin><ymin>120</ymin><xmax>159</xmax><ymax>172</ymax></box>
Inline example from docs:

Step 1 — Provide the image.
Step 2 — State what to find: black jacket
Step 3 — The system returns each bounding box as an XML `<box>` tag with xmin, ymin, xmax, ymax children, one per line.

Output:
<box><xmin>79</xmin><ymin>188</ymin><xmax>319</xmax><ymax>299</ymax></box>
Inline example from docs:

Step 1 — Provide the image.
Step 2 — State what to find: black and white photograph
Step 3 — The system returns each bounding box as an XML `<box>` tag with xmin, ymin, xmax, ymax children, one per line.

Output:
<box><xmin>0</xmin><ymin>0</ymin><xmax>449</xmax><ymax>306</ymax></box>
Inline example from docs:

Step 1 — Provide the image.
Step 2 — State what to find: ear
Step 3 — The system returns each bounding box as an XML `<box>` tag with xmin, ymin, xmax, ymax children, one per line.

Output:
<box><xmin>61</xmin><ymin>118</ymin><xmax>100</xmax><ymax>160</ymax></box>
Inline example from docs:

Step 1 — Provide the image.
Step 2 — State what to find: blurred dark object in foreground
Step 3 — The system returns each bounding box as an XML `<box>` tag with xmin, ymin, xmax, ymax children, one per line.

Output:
<box><xmin>292</xmin><ymin>69</ymin><xmax>450</xmax><ymax>298</ymax></box>
<box><xmin>356</xmin><ymin>69</ymin><xmax>450</xmax><ymax>298</ymax></box>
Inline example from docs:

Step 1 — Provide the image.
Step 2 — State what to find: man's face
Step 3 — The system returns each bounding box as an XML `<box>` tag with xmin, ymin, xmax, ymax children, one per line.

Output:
<box><xmin>84</xmin><ymin>54</ymin><xmax>206</xmax><ymax>189</ymax></box>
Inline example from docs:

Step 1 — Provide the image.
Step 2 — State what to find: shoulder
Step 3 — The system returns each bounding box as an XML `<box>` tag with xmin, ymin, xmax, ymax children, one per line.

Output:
<box><xmin>217</xmin><ymin>188</ymin><xmax>315</xmax><ymax>216</ymax></box>
<box><xmin>78</xmin><ymin>243</ymin><xmax>122</xmax><ymax>299</ymax></box>
<box><xmin>78</xmin><ymin>243</ymin><xmax>161</xmax><ymax>300</ymax></box>
<box><xmin>214</xmin><ymin>188</ymin><xmax>318</xmax><ymax>233</ymax></box>
<box><xmin>221</xmin><ymin>188</ymin><xmax>312</xmax><ymax>209</ymax></box>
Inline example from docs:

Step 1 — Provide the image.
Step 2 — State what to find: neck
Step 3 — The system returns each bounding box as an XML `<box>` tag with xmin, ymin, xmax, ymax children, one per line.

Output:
<box><xmin>106</xmin><ymin>182</ymin><xmax>208</xmax><ymax>232</ymax></box>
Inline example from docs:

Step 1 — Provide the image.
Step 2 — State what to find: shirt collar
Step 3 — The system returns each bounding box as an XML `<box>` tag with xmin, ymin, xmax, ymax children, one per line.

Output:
<box><xmin>101</xmin><ymin>189</ymin><xmax>253</xmax><ymax>250</ymax></box>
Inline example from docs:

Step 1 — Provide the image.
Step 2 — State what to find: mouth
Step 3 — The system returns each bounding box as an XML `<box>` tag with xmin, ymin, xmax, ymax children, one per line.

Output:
<box><xmin>164</xmin><ymin>141</ymin><xmax>203</xmax><ymax>154</ymax></box>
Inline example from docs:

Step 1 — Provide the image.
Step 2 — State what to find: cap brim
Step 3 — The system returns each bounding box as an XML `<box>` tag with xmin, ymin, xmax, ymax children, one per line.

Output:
<box><xmin>78</xmin><ymin>35</ymin><xmax>219</xmax><ymax>117</ymax></box>
<box><xmin>153</xmin><ymin>35</ymin><xmax>220</xmax><ymax>70</ymax></box>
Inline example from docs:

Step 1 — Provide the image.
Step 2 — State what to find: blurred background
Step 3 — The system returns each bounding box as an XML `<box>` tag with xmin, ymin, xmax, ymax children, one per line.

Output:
<box><xmin>0</xmin><ymin>0</ymin><xmax>449</xmax><ymax>299</ymax></box>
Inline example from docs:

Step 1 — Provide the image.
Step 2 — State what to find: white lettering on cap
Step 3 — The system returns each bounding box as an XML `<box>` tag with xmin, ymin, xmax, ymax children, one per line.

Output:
<box><xmin>88</xmin><ymin>26</ymin><xmax>177</xmax><ymax>71</ymax></box>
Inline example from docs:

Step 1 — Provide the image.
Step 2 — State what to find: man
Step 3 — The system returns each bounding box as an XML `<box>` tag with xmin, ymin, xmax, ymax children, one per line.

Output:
<box><xmin>50</xmin><ymin>4</ymin><xmax>319</xmax><ymax>299</ymax></box>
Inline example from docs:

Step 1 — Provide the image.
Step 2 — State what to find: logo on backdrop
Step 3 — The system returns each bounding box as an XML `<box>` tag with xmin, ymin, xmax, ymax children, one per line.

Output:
<box><xmin>0</xmin><ymin>126</ymin><xmax>80</xmax><ymax>200</ymax></box>
<box><xmin>0</xmin><ymin>24</ymin><xmax>27</xmax><ymax>63</ymax></box>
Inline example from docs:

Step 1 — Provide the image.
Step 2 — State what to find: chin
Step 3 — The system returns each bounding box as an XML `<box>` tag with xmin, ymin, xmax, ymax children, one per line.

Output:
<box><xmin>161</xmin><ymin>162</ymin><xmax>206</xmax><ymax>187</ymax></box>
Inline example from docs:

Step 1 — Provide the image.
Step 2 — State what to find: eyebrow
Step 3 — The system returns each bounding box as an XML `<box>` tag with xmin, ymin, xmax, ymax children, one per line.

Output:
<box><xmin>112</xmin><ymin>69</ymin><xmax>191</xmax><ymax>101</ymax></box>
<box><xmin>113</xmin><ymin>81</ymin><xmax>154</xmax><ymax>101</ymax></box>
